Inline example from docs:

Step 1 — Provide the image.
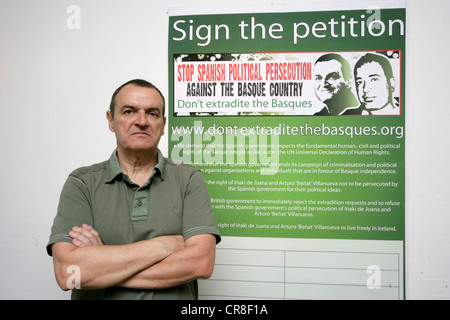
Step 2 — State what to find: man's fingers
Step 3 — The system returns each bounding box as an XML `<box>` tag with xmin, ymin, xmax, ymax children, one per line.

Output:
<box><xmin>83</xmin><ymin>224</ymin><xmax>103</xmax><ymax>245</ymax></box>
<box><xmin>69</xmin><ymin>229</ymin><xmax>88</xmax><ymax>247</ymax></box>
<box><xmin>82</xmin><ymin>224</ymin><xmax>101</xmax><ymax>240</ymax></box>
<box><xmin>82</xmin><ymin>224</ymin><xmax>98</xmax><ymax>235</ymax></box>
<box><xmin>69</xmin><ymin>225</ymin><xmax>103</xmax><ymax>246</ymax></box>
<box><xmin>71</xmin><ymin>237</ymin><xmax>84</xmax><ymax>248</ymax></box>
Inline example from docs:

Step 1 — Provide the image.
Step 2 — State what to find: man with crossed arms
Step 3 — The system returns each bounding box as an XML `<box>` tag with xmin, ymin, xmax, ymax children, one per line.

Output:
<box><xmin>47</xmin><ymin>79</ymin><xmax>220</xmax><ymax>299</ymax></box>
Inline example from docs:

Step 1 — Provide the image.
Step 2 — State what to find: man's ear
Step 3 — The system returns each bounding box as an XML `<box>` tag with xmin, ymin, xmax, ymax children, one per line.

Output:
<box><xmin>389</xmin><ymin>78</ymin><xmax>396</xmax><ymax>92</ymax></box>
<box><xmin>106</xmin><ymin>110</ymin><xmax>115</xmax><ymax>132</ymax></box>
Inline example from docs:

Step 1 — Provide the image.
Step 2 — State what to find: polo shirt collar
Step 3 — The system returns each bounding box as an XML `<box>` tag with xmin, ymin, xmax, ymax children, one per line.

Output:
<box><xmin>106</xmin><ymin>149</ymin><xmax>165</xmax><ymax>183</ymax></box>
<box><xmin>155</xmin><ymin>149</ymin><xmax>165</xmax><ymax>180</ymax></box>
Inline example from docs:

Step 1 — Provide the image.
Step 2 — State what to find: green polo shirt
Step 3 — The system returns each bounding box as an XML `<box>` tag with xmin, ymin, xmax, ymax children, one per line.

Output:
<box><xmin>47</xmin><ymin>149</ymin><xmax>220</xmax><ymax>300</ymax></box>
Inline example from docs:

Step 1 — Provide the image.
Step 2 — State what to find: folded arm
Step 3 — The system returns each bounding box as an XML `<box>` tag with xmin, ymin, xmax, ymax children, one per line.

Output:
<box><xmin>51</xmin><ymin>225</ymin><xmax>184</xmax><ymax>290</ymax></box>
<box><xmin>53</xmin><ymin>224</ymin><xmax>216</xmax><ymax>291</ymax></box>
<box><xmin>117</xmin><ymin>233</ymin><xmax>216</xmax><ymax>289</ymax></box>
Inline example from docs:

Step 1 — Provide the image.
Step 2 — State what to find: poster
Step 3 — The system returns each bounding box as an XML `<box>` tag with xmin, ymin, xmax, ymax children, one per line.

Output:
<box><xmin>168</xmin><ymin>1</ymin><xmax>405</xmax><ymax>299</ymax></box>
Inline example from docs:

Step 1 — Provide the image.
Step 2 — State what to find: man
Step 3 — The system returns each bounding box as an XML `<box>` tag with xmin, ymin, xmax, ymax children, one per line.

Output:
<box><xmin>313</xmin><ymin>53</ymin><xmax>358</xmax><ymax>115</ymax></box>
<box><xmin>47</xmin><ymin>79</ymin><xmax>220</xmax><ymax>299</ymax></box>
<box><xmin>343</xmin><ymin>53</ymin><xmax>399</xmax><ymax>115</ymax></box>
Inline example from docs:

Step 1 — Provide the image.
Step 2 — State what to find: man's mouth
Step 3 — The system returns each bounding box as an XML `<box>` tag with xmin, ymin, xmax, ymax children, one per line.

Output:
<box><xmin>321</xmin><ymin>85</ymin><xmax>335</xmax><ymax>93</ymax></box>
<box><xmin>132</xmin><ymin>131</ymin><xmax>149</xmax><ymax>136</ymax></box>
<box><xmin>363</xmin><ymin>96</ymin><xmax>376</xmax><ymax>102</ymax></box>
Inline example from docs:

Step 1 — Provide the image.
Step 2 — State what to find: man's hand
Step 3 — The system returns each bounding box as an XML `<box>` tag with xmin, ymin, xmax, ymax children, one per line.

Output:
<box><xmin>69</xmin><ymin>224</ymin><xmax>103</xmax><ymax>247</ymax></box>
<box><xmin>65</xmin><ymin>224</ymin><xmax>214</xmax><ymax>290</ymax></box>
<box><xmin>55</xmin><ymin>225</ymin><xmax>186</xmax><ymax>290</ymax></box>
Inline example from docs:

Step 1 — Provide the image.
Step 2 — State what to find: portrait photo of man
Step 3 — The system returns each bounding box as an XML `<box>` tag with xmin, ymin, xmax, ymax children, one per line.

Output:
<box><xmin>313</xmin><ymin>53</ymin><xmax>359</xmax><ymax>116</ymax></box>
<box><xmin>343</xmin><ymin>52</ymin><xmax>400</xmax><ymax>115</ymax></box>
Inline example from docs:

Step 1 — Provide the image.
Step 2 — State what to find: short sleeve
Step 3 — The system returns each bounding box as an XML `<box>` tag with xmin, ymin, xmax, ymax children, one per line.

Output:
<box><xmin>46</xmin><ymin>175</ymin><xmax>94</xmax><ymax>256</ymax></box>
<box><xmin>181</xmin><ymin>170</ymin><xmax>221</xmax><ymax>244</ymax></box>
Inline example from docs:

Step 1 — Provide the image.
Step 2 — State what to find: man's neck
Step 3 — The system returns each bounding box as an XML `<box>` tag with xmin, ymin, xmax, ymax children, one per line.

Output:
<box><xmin>116</xmin><ymin>147</ymin><xmax>158</xmax><ymax>186</ymax></box>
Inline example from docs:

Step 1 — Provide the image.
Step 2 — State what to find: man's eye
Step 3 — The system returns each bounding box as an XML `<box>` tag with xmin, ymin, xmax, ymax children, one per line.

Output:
<box><xmin>328</xmin><ymin>72</ymin><xmax>340</xmax><ymax>80</ymax></box>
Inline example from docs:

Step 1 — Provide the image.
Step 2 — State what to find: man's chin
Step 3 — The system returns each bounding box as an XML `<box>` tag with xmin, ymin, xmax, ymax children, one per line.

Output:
<box><xmin>364</xmin><ymin>102</ymin><xmax>382</xmax><ymax>110</ymax></box>
<box><xmin>124</xmin><ymin>143</ymin><xmax>158</xmax><ymax>153</ymax></box>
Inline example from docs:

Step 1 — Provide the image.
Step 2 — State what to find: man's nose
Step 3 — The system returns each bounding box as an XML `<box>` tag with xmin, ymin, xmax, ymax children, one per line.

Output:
<box><xmin>323</xmin><ymin>78</ymin><xmax>333</xmax><ymax>89</ymax></box>
<box><xmin>317</xmin><ymin>78</ymin><xmax>326</xmax><ymax>89</ymax></box>
<box><xmin>134</xmin><ymin>111</ymin><xmax>148</xmax><ymax>126</ymax></box>
<box><xmin>362</xmin><ymin>82</ymin><xmax>370</xmax><ymax>93</ymax></box>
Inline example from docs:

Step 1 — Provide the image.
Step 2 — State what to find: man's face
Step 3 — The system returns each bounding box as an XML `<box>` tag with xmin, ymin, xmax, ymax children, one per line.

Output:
<box><xmin>314</xmin><ymin>60</ymin><xmax>347</xmax><ymax>102</ymax></box>
<box><xmin>355</xmin><ymin>62</ymin><xmax>391</xmax><ymax>110</ymax></box>
<box><xmin>107</xmin><ymin>84</ymin><xmax>166</xmax><ymax>154</ymax></box>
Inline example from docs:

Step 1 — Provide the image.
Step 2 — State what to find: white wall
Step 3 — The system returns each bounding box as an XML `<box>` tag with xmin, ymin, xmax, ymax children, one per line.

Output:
<box><xmin>0</xmin><ymin>0</ymin><xmax>448</xmax><ymax>300</ymax></box>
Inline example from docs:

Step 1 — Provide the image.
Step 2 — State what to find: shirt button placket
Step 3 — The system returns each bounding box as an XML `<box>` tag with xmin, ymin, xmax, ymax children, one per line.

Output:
<box><xmin>132</xmin><ymin>187</ymin><xmax>148</xmax><ymax>221</ymax></box>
